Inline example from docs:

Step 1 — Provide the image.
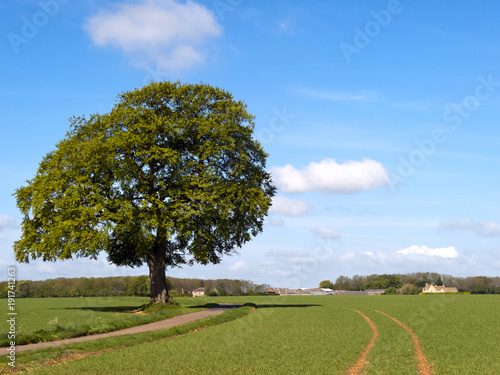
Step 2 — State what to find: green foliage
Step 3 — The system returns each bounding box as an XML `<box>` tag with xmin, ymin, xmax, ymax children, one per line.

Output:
<box><xmin>333</xmin><ymin>275</ymin><xmax>351</xmax><ymax>290</ymax></box>
<box><xmin>397</xmin><ymin>283</ymin><xmax>421</xmax><ymax>295</ymax></box>
<box><xmin>14</xmin><ymin>81</ymin><xmax>275</xmax><ymax>303</ymax></box>
<box><xmin>385</xmin><ymin>286</ymin><xmax>397</xmax><ymax>295</ymax></box>
<box><xmin>207</xmin><ymin>288</ymin><xmax>219</xmax><ymax>297</ymax></box>
<box><xmin>0</xmin><ymin>276</ymin><xmax>270</xmax><ymax>299</ymax></box>
<box><xmin>319</xmin><ymin>280</ymin><xmax>334</xmax><ymax>289</ymax></box>
<box><xmin>366</xmin><ymin>274</ymin><xmax>402</xmax><ymax>290</ymax></box>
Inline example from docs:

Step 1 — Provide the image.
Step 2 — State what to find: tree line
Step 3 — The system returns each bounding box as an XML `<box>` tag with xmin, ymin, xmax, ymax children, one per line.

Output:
<box><xmin>0</xmin><ymin>276</ymin><xmax>270</xmax><ymax>299</ymax></box>
<box><xmin>319</xmin><ymin>272</ymin><xmax>500</xmax><ymax>294</ymax></box>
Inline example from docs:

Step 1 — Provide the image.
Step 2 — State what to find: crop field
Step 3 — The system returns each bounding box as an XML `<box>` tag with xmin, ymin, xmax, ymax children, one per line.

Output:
<box><xmin>2</xmin><ymin>295</ymin><xmax>499</xmax><ymax>374</ymax></box>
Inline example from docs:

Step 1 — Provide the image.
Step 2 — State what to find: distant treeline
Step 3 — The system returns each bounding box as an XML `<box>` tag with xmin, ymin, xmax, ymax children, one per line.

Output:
<box><xmin>319</xmin><ymin>272</ymin><xmax>500</xmax><ymax>294</ymax></box>
<box><xmin>0</xmin><ymin>276</ymin><xmax>271</xmax><ymax>299</ymax></box>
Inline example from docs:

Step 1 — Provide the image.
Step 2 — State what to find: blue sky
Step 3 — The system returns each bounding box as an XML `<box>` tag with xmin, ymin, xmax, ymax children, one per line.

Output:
<box><xmin>1</xmin><ymin>0</ymin><xmax>500</xmax><ymax>288</ymax></box>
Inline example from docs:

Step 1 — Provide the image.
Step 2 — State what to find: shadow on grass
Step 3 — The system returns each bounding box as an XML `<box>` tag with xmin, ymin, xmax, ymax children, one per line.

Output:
<box><xmin>58</xmin><ymin>303</ymin><xmax>323</xmax><ymax>312</ymax></box>
<box><xmin>51</xmin><ymin>306</ymin><xmax>146</xmax><ymax>312</ymax></box>
<box><xmin>188</xmin><ymin>303</ymin><xmax>322</xmax><ymax>309</ymax></box>
<box><xmin>188</xmin><ymin>303</ymin><xmax>221</xmax><ymax>309</ymax></box>
<box><xmin>247</xmin><ymin>303</ymin><xmax>322</xmax><ymax>309</ymax></box>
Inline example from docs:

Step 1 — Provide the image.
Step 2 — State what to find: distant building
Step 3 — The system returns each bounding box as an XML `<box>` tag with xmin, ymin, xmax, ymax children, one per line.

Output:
<box><xmin>422</xmin><ymin>284</ymin><xmax>458</xmax><ymax>294</ymax></box>
<box><xmin>266</xmin><ymin>288</ymin><xmax>386</xmax><ymax>296</ymax></box>
<box><xmin>264</xmin><ymin>288</ymin><xmax>277</xmax><ymax>295</ymax></box>
<box><xmin>366</xmin><ymin>289</ymin><xmax>386</xmax><ymax>295</ymax></box>
<box><xmin>331</xmin><ymin>290</ymin><xmax>369</xmax><ymax>295</ymax></box>
<box><xmin>307</xmin><ymin>288</ymin><xmax>328</xmax><ymax>296</ymax></box>
<box><xmin>192</xmin><ymin>287</ymin><xmax>205</xmax><ymax>297</ymax></box>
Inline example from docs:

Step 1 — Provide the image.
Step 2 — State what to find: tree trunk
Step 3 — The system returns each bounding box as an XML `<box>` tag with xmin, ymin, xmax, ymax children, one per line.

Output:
<box><xmin>147</xmin><ymin>246</ymin><xmax>170</xmax><ymax>304</ymax></box>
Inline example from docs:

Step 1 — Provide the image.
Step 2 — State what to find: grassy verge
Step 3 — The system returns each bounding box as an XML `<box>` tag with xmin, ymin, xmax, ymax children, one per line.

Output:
<box><xmin>0</xmin><ymin>297</ymin><xmax>205</xmax><ymax>346</ymax></box>
<box><xmin>0</xmin><ymin>304</ymin><xmax>254</xmax><ymax>374</ymax></box>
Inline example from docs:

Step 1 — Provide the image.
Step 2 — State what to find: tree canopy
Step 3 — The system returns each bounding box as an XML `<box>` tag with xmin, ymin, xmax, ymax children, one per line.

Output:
<box><xmin>14</xmin><ymin>81</ymin><xmax>275</xmax><ymax>303</ymax></box>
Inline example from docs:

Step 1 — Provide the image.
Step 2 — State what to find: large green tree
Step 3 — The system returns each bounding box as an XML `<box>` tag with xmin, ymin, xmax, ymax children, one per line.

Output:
<box><xmin>14</xmin><ymin>81</ymin><xmax>275</xmax><ymax>304</ymax></box>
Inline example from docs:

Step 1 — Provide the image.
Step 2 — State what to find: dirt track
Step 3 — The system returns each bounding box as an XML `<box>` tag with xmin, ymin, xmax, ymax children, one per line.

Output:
<box><xmin>374</xmin><ymin>310</ymin><xmax>432</xmax><ymax>375</ymax></box>
<box><xmin>345</xmin><ymin>309</ymin><xmax>432</xmax><ymax>375</ymax></box>
<box><xmin>3</xmin><ymin>304</ymin><xmax>241</xmax><ymax>353</ymax></box>
<box><xmin>344</xmin><ymin>310</ymin><xmax>378</xmax><ymax>375</ymax></box>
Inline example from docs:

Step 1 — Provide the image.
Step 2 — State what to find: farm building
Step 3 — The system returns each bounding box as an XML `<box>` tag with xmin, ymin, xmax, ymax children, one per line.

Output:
<box><xmin>264</xmin><ymin>288</ymin><xmax>278</xmax><ymax>295</ymax></box>
<box><xmin>331</xmin><ymin>290</ymin><xmax>369</xmax><ymax>295</ymax></box>
<box><xmin>192</xmin><ymin>287</ymin><xmax>205</xmax><ymax>297</ymax></box>
<box><xmin>307</xmin><ymin>288</ymin><xmax>328</xmax><ymax>295</ymax></box>
<box><xmin>267</xmin><ymin>288</ymin><xmax>386</xmax><ymax>296</ymax></box>
<box><xmin>264</xmin><ymin>288</ymin><xmax>294</xmax><ymax>295</ymax></box>
<box><xmin>366</xmin><ymin>289</ymin><xmax>386</xmax><ymax>295</ymax></box>
<box><xmin>422</xmin><ymin>284</ymin><xmax>458</xmax><ymax>293</ymax></box>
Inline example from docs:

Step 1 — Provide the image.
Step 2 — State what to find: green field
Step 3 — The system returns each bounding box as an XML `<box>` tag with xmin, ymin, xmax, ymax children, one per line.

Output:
<box><xmin>0</xmin><ymin>296</ymin><xmax>205</xmax><ymax>346</ymax></box>
<box><xmin>2</xmin><ymin>295</ymin><xmax>499</xmax><ymax>374</ymax></box>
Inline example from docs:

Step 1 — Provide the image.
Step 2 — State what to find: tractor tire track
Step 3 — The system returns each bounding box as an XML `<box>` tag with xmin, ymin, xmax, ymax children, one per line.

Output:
<box><xmin>374</xmin><ymin>310</ymin><xmax>431</xmax><ymax>375</ymax></box>
<box><xmin>344</xmin><ymin>310</ymin><xmax>378</xmax><ymax>375</ymax></box>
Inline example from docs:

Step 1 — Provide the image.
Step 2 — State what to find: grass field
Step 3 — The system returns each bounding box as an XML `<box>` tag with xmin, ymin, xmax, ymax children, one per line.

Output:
<box><xmin>2</xmin><ymin>295</ymin><xmax>499</xmax><ymax>374</ymax></box>
<box><xmin>0</xmin><ymin>296</ymin><xmax>205</xmax><ymax>346</ymax></box>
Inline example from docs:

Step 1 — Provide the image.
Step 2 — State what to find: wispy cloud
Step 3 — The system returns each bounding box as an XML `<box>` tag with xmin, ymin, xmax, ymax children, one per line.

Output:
<box><xmin>84</xmin><ymin>0</ymin><xmax>222</xmax><ymax>73</ymax></box>
<box><xmin>229</xmin><ymin>260</ymin><xmax>249</xmax><ymax>272</ymax></box>
<box><xmin>0</xmin><ymin>214</ymin><xmax>16</xmax><ymax>231</ymax></box>
<box><xmin>292</xmin><ymin>87</ymin><xmax>435</xmax><ymax>110</ymax></box>
<box><xmin>438</xmin><ymin>220</ymin><xmax>500</xmax><ymax>237</ymax></box>
<box><xmin>266</xmin><ymin>216</ymin><xmax>286</xmax><ymax>227</ymax></box>
<box><xmin>312</xmin><ymin>226</ymin><xmax>340</xmax><ymax>239</ymax></box>
<box><xmin>269</xmin><ymin>196</ymin><xmax>312</xmax><ymax>217</ymax></box>
<box><xmin>271</xmin><ymin>158</ymin><xmax>390</xmax><ymax>194</ymax></box>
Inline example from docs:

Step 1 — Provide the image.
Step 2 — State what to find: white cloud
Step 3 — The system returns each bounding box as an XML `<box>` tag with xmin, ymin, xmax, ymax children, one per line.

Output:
<box><xmin>229</xmin><ymin>260</ymin><xmax>249</xmax><ymax>272</ymax></box>
<box><xmin>0</xmin><ymin>214</ymin><xmax>17</xmax><ymax>231</ymax></box>
<box><xmin>270</xmin><ymin>158</ymin><xmax>390</xmax><ymax>194</ymax></box>
<box><xmin>438</xmin><ymin>220</ymin><xmax>500</xmax><ymax>237</ymax></box>
<box><xmin>313</xmin><ymin>226</ymin><xmax>340</xmax><ymax>239</ymax></box>
<box><xmin>258</xmin><ymin>260</ymin><xmax>275</xmax><ymax>267</ymax></box>
<box><xmin>340</xmin><ymin>252</ymin><xmax>355</xmax><ymax>261</ymax></box>
<box><xmin>266</xmin><ymin>216</ymin><xmax>285</xmax><ymax>226</ymax></box>
<box><xmin>288</xmin><ymin>256</ymin><xmax>317</xmax><ymax>265</ymax></box>
<box><xmin>36</xmin><ymin>263</ymin><xmax>56</xmax><ymax>274</ymax></box>
<box><xmin>269</xmin><ymin>196</ymin><xmax>312</xmax><ymax>217</ymax></box>
<box><xmin>84</xmin><ymin>0</ymin><xmax>222</xmax><ymax>73</ymax></box>
<box><xmin>397</xmin><ymin>245</ymin><xmax>459</xmax><ymax>258</ymax></box>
